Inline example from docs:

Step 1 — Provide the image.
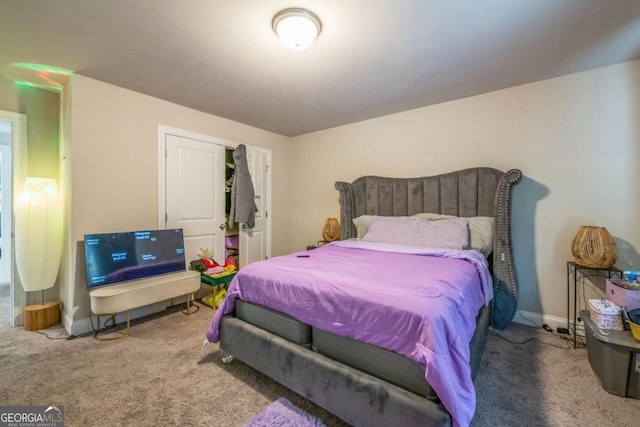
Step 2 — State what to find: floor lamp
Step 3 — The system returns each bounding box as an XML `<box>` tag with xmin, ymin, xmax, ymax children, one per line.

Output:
<box><xmin>15</xmin><ymin>177</ymin><xmax>63</xmax><ymax>331</ymax></box>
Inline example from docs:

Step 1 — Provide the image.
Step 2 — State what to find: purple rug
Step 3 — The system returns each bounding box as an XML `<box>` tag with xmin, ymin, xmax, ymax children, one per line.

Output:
<box><xmin>244</xmin><ymin>397</ymin><xmax>327</xmax><ymax>427</ymax></box>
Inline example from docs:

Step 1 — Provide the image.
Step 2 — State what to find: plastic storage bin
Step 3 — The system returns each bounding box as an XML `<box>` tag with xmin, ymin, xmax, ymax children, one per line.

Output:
<box><xmin>581</xmin><ymin>310</ymin><xmax>640</xmax><ymax>399</ymax></box>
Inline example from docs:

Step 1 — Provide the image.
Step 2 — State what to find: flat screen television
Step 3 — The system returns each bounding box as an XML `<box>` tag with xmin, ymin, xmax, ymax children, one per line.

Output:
<box><xmin>84</xmin><ymin>229</ymin><xmax>186</xmax><ymax>289</ymax></box>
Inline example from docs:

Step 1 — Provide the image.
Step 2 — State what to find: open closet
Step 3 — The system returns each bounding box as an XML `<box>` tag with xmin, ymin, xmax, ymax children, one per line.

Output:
<box><xmin>158</xmin><ymin>126</ymin><xmax>271</xmax><ymax>272</ymax></box>
<box><xmin>224</xmin><ymin>148</ymin><xmax>239</xmax><ymax>268</ymax></box>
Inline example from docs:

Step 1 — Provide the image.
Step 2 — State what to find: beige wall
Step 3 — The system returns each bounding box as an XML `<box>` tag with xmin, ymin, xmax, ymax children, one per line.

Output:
<box><xmin>0</xmin><ymin>83</ymin><xmax>60</xmax><ymax>179</ymax></box>
<box><xmin>0</xmin><ymin>77</ymin><xmax>20</xmax><ymax>114</ymax></box>
<box><xmin>2</xmin><ymin>59</ymin><xmax>638</xmax><ymax>330</ymax></box>
<box><xmin>288</xmin><ymin>59</ymin><xmax>640</xmax><ymax>321</ymax></box>
<box><xmin>66</xmin><ymin>74</ymin><xmax>290</xmax><ymax>324</ymax></box>
<box><xmin>0</xmin><ymin>83</ymin><xmax>62</xmax><ymax>305</ymax></box>
<box><xmin>23</xmin><ymin>87</ymin><xmax>61</xmax><ymax>305</ymax></box>
<box><xmin>22</xmin><ymin>88</ymin><xmax>60</xmax><ymax>179</ymax></box>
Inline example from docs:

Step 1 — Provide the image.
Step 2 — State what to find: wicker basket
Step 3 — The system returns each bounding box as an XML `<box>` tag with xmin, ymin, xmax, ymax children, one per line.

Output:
<box><xmin>322</xmin><ymin>218</ymin><xmax>340</xmax><ymax>242</ymax></box>
<box><xmin>571</xmin><ymin>226</ymin><xmax>618</xmax><ymax>268</ymax></box>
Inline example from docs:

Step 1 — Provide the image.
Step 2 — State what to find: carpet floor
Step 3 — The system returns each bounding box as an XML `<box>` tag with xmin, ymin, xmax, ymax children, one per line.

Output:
<box><xmin>0</xmin><ymin>302</ymin><xmax>639</xmax><ymax>426</ymax></box>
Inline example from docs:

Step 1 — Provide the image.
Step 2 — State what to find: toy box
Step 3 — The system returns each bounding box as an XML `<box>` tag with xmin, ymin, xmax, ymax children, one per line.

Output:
<box><xmin>588</xmin><ymin>299</ymin><xmax>624</xmax><ymax>331</ymax></box>
<box><xmin>606</xmin><ymin>279</ymin><xmax>640</xmax><ymax>311</ymax></box>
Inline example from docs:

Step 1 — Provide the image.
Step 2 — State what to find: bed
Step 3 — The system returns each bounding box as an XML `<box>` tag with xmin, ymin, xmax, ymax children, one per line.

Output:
<box><xmin>206</xmin><ymin>167</ymin><xmax>522</xmax><ymax>427</ymax></box>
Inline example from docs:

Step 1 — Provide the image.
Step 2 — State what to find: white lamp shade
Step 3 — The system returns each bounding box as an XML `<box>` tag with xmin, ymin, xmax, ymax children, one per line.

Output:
<box><xmin>15</xmin><ymin>177</ymin><xmax>63</xmax><ymax>292</ymax></box>
<box><xmin>273</xmin><ymin>9</ymin><xmax>322</xmax><ymax>51</ymax></box>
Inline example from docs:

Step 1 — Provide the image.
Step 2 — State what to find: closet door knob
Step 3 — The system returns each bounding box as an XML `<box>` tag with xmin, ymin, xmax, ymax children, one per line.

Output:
<box><xmin>219</xmin><ymin>224</ymin><xmax>225</xmax><ymax>230</ymax></box>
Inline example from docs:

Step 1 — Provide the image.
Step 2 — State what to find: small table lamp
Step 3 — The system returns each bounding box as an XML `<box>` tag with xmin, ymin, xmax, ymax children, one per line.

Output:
<box><xmin>322</xmin><ymin>218</ymin><xmax>340</xmax><ymax>242</ymax></box>
<box><xmin>571</xmin><ymin>225</ymin><xmax>618</xmax><ymax>268</ymax></box>
<box><xmin>15</xmin><ymin>177</ymin><xmax>63</xmax><ymax>331</ymax></box>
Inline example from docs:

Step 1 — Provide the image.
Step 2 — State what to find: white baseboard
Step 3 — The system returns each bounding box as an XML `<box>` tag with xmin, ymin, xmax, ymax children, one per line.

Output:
<box><xmin>63</xmin><ymin>304</ymin><xmax>565</xmax><ymax>336</ymax></box>
<box><xmin>64</xmin><ymin>315</ymin><xmax>92</xmax><ymax>336</ymax></box>
<box><xmin>62</xmin><ymin>301</ymin><xmax>170</xmax><ymax>337</ymax></box>
<box><xmin>512</xmin><ymin>310</ymin><xmax>567</xmax><ymax>331</ymax></box>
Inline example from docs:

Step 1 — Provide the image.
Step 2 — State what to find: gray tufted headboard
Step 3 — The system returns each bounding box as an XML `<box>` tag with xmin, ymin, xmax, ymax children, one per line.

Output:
<box><xmin>335</xmin><ymin>167</ymin><xmax>522</xmax><ymax>329</ymax></box>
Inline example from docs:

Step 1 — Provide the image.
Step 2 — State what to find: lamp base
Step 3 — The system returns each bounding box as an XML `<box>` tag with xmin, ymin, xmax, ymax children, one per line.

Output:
<box><xmin>24</xmin><ymin>301</ymin><xmax>60</xmax><ymax>331</ymax></box>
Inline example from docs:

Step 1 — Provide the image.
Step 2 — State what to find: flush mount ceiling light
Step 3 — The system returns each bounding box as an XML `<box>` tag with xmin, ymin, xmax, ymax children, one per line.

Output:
<box><xmin>272</xmin><ymin>8</ymin><xmax>322</xmax><ymax>50</ymax></box>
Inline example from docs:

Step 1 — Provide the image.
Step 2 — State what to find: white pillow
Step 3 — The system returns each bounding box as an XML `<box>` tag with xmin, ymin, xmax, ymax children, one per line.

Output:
<box><xmin>413</xmin><ymin>213</ymin><xmax>494</xmax><ymax>256</ymax></box>
<box><xmin>466</xmin><ymin>216</ymin><xmax>494</xmax><ymax>256</ymax></box>
<box><xmin>352</xmin><ymin>215</ymin><xmax>377</xmax><ymax>239</ymax></box>
<box><xmin>362</xmin><ymin>216</ymin><xmax>469</xmax><ymax>250</ymax></box>
<box><xmin>352</xmin><ymin>215</ymin><xmax>419</xmax><ymax>239</ymax></box>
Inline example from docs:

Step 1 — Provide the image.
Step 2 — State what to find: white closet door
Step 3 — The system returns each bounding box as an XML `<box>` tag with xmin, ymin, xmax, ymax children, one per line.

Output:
<box><xmin>239</xmin><ymin>145</ymin><xmax>270</xmax><ymax>266</ymax></box>
<box><xmin>165</xmin><ymin>134</ymin><xmax>226</xmax><ymax>264</ymax></box>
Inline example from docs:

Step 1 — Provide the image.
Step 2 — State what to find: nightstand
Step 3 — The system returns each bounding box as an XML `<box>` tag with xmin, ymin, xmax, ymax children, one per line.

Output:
<box><xmin>306</xmin><ymin>240</ymin><xmax>328</xmax><ymax>250</ymax></box>
<box><xmin>567</xmin><ymin>262</ymin><xmax>622</xmax><ymax>348</ymax></box>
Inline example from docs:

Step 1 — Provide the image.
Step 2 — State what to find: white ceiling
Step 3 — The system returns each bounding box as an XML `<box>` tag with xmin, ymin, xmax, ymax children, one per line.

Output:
<box><xmin>1</xmin><ymin>1</ymin><xmax>639</xmax><ymax>136</ymax></box>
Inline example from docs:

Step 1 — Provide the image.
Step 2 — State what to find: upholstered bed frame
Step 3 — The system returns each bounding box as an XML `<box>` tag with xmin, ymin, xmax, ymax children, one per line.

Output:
<box><xmin>335</xmin><ymin>167</ymin><xmax>522</xmax><ymax>329</ymax></box>
<box><xmin>219</xmin><ymin>167</ymin><xmax>522</xmax><ymax>426</ymax></box>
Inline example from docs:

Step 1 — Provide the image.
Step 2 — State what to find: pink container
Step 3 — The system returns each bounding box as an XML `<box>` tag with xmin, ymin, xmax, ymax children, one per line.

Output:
<box><xmin>606</xmin><ymin>279</ymin><xmax>640</xmax><ymax>311</ymax></box>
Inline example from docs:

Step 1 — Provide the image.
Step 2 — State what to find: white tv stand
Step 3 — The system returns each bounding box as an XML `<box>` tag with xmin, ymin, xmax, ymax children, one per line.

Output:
<box><xmin>89</xmin><ymin>270</ymin><xmax>201</xmax><ymax>337</ymax></box>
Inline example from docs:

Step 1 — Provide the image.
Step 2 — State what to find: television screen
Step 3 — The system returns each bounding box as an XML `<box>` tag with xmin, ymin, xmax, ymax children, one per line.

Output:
<box><xmin>84</xmin><ymin>229</ymin><xmax>186</xmax><ymax>289</ymax></box>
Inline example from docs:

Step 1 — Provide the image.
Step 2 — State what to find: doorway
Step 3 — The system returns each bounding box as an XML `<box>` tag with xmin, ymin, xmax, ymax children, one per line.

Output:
<box><xmin>0</xmin><ymin>110</ymin><xmax>26</xmax><ymax>328</ymax></box>
<box><xmin>0</xmin><ymin>121</ymin><xmax>9</xmax><ymax>328</ymax></box>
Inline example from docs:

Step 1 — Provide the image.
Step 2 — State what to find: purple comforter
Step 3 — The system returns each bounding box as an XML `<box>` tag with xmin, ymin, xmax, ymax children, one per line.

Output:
<box><xmin>206</xmin><ymin>240</ymin><xmax>493</xmax><ymax>427</ymax></box>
